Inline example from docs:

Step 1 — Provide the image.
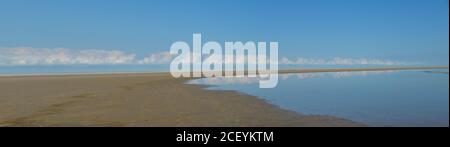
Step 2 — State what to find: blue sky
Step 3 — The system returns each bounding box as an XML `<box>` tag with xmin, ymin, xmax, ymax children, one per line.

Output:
<box><xmin>0</xmin><ymin>0</ymin><xmax>448</xmax><ymax>72</ymax></box>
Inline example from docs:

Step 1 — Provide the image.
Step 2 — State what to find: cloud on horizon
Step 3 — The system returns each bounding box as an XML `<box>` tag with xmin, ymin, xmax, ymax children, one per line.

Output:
<box><xmin>0</xmin><ymin>47</ymin><xmax>406</xmax><ymax>66</ymax></box>
<box><xmin>0</xmin><ymin>47</ymin><xmax>169</xmax><ymax>66</ymax></box>
<box><xmin>280</xmin><ymin>57</ymin><xmax>404</xmax><ymax>66</ymax></box>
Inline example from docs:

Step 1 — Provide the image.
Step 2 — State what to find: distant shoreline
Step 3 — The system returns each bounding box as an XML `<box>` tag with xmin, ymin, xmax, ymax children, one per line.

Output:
<box><xmin>278</xmin><ymin>66</ymin><xmax>449</xmax><ymax>74</ymax></box>
<box><xmin>1</xmin><ymin>66</ymin><xmax>448</xmax><ymax>77</ymax></box>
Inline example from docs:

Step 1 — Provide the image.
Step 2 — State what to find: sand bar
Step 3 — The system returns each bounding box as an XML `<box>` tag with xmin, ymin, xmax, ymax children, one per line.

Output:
<box><xmin>0</xmin><ymin>66</ymin><xmax>447</xmax><ymax>127</ymax></box>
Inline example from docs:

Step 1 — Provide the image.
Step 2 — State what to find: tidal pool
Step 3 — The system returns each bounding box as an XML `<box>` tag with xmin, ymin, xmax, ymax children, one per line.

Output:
<box><xmin>188</xmin><ymin>70</ymin><xmax>449</xmax><ymax>127</ymax></box>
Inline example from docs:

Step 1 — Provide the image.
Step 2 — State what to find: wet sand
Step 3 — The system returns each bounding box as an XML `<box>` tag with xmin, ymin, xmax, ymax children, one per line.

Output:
<box><xmin>0</xmin><ymin>66</ymin><xmax>447</xmax><ymax>127</ymax></box>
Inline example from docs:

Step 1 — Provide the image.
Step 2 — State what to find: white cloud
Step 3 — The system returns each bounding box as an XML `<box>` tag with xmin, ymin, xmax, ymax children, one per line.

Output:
<box><xmin>138</xmin><ymin>51</ymin><xmax>173</xmax><ymax>64</ymax></box>
<box><xmin>0</xmin><ymin>47</ymin><xmax>136</xmax><ymax>66</ymax></box>
<box><xmin>0</xmin><ymin>47</ymin><xmax>178</xmax><ymax>66</ymax></box>
<box><xmin>280</xmin><ymin>57</ymin><xmax>403</xmax><ymax>65</ymax></box>
<box><xmin>0</xmin><ymin>47</ymin><xmax>406</xmax><ymax>66</ymax></box>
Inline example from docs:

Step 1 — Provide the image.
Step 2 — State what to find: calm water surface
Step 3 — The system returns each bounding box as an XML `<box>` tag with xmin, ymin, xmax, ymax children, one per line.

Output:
<box><xmin>188</xmin><ymin>70</ymin><xmax>449</xmax><ymax>127</ymax></box>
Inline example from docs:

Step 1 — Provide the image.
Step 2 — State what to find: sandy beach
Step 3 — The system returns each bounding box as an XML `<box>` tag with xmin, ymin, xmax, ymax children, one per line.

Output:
<box><xmin>0</xmin><ymin>67</ymin><xmax>447</xmax><ymax>127</ymax></box>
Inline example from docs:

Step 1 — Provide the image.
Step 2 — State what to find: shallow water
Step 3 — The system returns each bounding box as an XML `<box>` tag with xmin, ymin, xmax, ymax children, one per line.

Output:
<box><xmin>188</xmin><ymin>70</ymin><xmax>449</xmax><ymax>127</ymax></box>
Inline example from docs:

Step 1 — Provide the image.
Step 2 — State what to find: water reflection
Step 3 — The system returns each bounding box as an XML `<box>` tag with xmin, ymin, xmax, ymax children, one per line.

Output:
<box><xmin>188</xmin><ymin>76</ymin><xmax>260</xmax><ymax>85</ymax></box>
<box><xmin>283</xmin><ymin>70</ymin><xmax>397</xmax><ymax>79</ymax></box>
<box><xmin>188</xmin><ymin>70</ymin><xmax>397</xmax><ymax>85</ymax></box>
<box><xmin>188</xmin><ymin>70</ymin><xmax>449</xmax><ymax>127</ymax></box>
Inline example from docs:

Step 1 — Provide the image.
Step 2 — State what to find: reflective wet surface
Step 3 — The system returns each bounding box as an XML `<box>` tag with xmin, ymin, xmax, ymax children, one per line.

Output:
<box><xmin>188</xmin><ymin>70</ymin><xmax>449</xmax><ymax>127</ymax></box>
